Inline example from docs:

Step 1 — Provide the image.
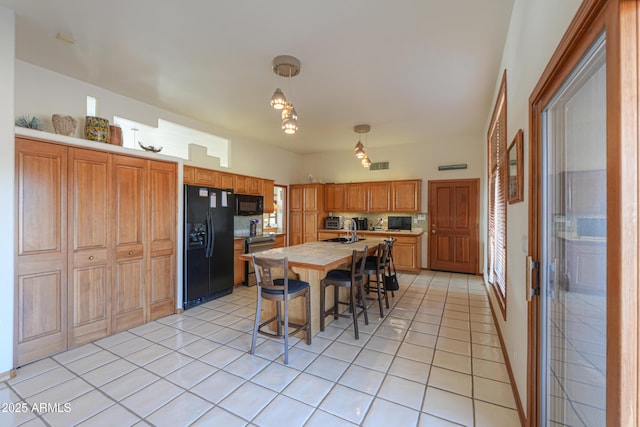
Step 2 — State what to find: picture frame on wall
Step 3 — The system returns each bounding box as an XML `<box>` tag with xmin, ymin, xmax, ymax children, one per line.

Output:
<box><xmin>507</xmin><ymin>129</ymin><xmax>524</xmax><ymax>203</ymax></box>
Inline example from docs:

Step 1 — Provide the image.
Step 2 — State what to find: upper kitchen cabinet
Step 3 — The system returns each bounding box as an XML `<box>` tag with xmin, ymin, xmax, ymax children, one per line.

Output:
<box><xmin>262</xmin><ymin>179</ymin><xmax>275</xmax><ymax>214</ymax></box>
<box><xmin>183</xmin><ymin>165</ymin><xmax>219</xmax><ymax>188</ymax></box>
<box><xmin>325</xmin><ymin>183</ymin><xmax>345</xmax><ymax>212</ymax></box>
<box><xmin>345</xmin><ymin>183</ymin><xmax>368</xmax><ymax>211</ymax></box>
<box><xmin>368</xmin><ymin>181</ymin><xmax>391</xmax><ymax>212</ymax></box>
<box><xmin>392</xmin><ymin>180</ymin><xmax>422</xmax><ymax>212</ymax></box>
<box><xmin>234</xmin><ymin>174</ymin><xmax>263</xmax><ymax>195</ymax></box>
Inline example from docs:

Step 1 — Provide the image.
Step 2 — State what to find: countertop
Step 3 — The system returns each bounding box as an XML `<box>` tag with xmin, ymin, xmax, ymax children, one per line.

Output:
<box><xmin>318</xmin><ymin>228</ymin><xmax>424</xmax><ymax>236</ymax></box>
<box><xmin>238</xmin><ymin>238</ymin><xmax>384</xmax><ymax>271</ymax></box>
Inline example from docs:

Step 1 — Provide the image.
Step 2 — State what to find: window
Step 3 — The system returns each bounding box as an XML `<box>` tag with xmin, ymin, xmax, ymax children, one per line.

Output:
<box><xmin>487</xmin><ymin>70</ymin><xmax>507</xmax><ymax>317</ymax></box>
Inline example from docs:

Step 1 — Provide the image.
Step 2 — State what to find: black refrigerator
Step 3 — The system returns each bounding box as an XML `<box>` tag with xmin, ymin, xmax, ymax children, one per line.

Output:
<box><xmin>184</xmin><ymin>184</ymin><xmax>234</xmax><ymax>309</ymax></box>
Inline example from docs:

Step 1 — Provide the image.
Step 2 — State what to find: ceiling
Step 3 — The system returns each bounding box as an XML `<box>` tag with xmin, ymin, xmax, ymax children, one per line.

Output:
<box><xmin>1</xmin><ymin>0</ymin><xmax>515</xmax><ymax>155</ymax></box>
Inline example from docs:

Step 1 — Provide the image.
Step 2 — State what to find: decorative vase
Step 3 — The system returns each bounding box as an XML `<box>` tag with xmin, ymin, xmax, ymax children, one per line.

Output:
<box><xmin>52</xmin><ymin>114</ymin><xmax>78</xmax><ymax>136</ymax></box>
<box><xmin>109</xmin><ymin>125</ymin><xmax>122</xmax><ymax>146</ymax></box>
<box><xmin>84</xmin><ymin>116</ymin><xmax>110</xmax><ymax>143</ymax></box>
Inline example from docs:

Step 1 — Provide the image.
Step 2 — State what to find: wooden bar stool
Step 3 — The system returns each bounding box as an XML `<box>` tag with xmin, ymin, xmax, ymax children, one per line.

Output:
<box><xmin>251</xmin><ymin>255</ymin><xmax>311</xmax><ymax>365</ymax></box>
<box><xmin>319</xmin><ymin>246</ymin><xmax>369</xmax><ymax>339</ymax></box>
<box><xmin>364</xmin><ymin>241</ymin><xmax>390</xmax><ymax>318</ymax></box>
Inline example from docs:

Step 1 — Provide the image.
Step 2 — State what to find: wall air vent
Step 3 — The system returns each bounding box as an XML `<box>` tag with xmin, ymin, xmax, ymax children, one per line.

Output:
<box><xmin>369</xmin><ymin>161</ymin><xmax>389</xmax><ymax>171</ymax></box>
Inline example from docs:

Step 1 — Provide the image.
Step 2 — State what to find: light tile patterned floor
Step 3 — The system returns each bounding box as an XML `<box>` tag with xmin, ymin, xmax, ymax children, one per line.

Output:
<box><xmin>0</xmin><ymin>271</ymin><xmax>522</xmax><ymax>426</ymax></box>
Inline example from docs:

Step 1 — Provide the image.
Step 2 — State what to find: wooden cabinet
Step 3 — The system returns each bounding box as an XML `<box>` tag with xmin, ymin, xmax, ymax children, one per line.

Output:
<box><xmin>289</xmin><ymin>184</ymin><xmax>325</xmax><ymax>245</ymax></box>
<box><xmin>234</xmin><ymin>174</ymin><xmax>263</xmax><ymax>195</ymax></box>
<box><xmin>219</xmin><ymin>172</ymin><xmax>234</xmax><ymax>190</ymax></box>
<box><xmin>392</xmin><ymin>180</ymin><xmax>421</xmax><ymax>212</ymax></box>
<box><xmin>112</xmin><ymin>156</ymin><xmax>147</xmax><ymax>333</ymax></box>
<box><xmin>325</xmin><ymin>184</ymin><xmax>345</xmax><ymax>212</ymax></box>
<box><xmin>391</xmin><ymin>235</ymin><xmax>421</xmax><ymax>273</ymax></box>
<box><xmin>345</xmin><ymin>183</ymin><xmax>368</xmax><ymax>211</ymax></box>
<box><xmin>274</xmin><ymin>234</ymin><xmax>286</xmax><ymax>248</ymax></box>
<box><xmin>368</xmin><ymin>182</ymin><xmax>391</xmax><ymax>212</ymax></box>
<box><xmin>234</xmin><ymin>239</ymin><xmax>246</xmax><ymax>286</ymax></box>
<box><xmin>290</xmin><ymin>185</ymin><xmax>303</xmax><ymax>212</ymax></box>
<box><xmin>15</xmin><ymin>139</ymin><xmax>68</xmax><ymax>364</ymax></box>
<box><xmin>15</xmin><ymin>136</ymin><xmax>177</xmax><ymax>365</ymax></box>
<box><xmin>68</xmin><ymin>148</ymin><xmax>111</xmax><ymax>347</ymax></box>
<box><xmin>148</xmin><ymin>161</ymin><xmax>177</xmax><ymax>321</ymax></box>
<box><xmin>184</xmin><ymin>165</ymin><xmax>219</xmax><ymax>187</ymax></box>
<box><xmin>263</xmin><ymin>179</ymin><xmax>275</xmax><ymax>213</ymax></box>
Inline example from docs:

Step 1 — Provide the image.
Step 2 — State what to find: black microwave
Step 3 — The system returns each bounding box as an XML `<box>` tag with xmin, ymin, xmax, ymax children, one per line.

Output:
<box><xmin>235</xmin><ymin>194</ymin><xmax>264</xmax><ymax>216</ymax></box>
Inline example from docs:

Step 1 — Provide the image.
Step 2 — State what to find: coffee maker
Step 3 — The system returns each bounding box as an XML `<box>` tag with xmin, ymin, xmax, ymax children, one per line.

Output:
<box><xmin>353</xmin><ymin>217</ymin><xmax>368</xmax><ymax>230</ymax></box>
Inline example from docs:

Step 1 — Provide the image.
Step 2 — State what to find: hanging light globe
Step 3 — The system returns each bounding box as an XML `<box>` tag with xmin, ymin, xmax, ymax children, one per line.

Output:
<box><xmin>361</xmin><ymin>154</ymin><xmax>372</xmax><ymax>167</ymax></box>
<box><xmin>270</xmin><ymin>88</ymin><xmax>287</xmax><ymax>110</ymax></box>
<box><xmin>354</xmin><ymin>140</ymin><xmax>366</xmax><ymax>159</ymax></box>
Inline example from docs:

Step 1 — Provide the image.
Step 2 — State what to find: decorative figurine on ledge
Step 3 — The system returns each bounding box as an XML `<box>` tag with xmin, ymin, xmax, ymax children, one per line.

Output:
<box><xmin>138</xmin><ymin>141</ymin><xmax>163</xmax><ymax>153</ymax></box>
<box><xmin>15</xmin><ymin>115</ymin><xmax>43</xmax><ymax>130</ymax></box>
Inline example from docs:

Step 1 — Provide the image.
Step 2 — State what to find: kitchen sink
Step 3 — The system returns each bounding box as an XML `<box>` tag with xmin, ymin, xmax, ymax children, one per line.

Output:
<box><xmin>322</xmin><ymin>237</ymin><xmax>365</xmax><ymax>243</ymax></box>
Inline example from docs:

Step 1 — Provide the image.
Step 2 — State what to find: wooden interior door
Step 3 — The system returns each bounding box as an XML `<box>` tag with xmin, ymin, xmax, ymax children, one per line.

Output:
<box><xmin>148</xmin><ymin>161</ymin><xmax>176</xmax><ymax>320</ymax></box>
<box><xmin>112</xmin><ymin>155</ymin><xmax>146</xmax><ymax>332</ymax></box>
<box><xmin>428</xmin><ymin>179</ymin><xmax>479</xmax><ymax>274</ymax></box>
<box><xmin>68</xmin><ymin>148</ymin><xmax>112</xmax><ymax>346</ymax></box>
<box><xmin>15</xmin><ymin>138</ymin><xmax>68</xmax><ymax>365</ymax></box>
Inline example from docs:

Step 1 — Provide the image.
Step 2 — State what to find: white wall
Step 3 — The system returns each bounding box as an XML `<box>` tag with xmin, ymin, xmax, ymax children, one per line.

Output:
<box><xmin>14</xmin><ymin>61</ymin><xmax>302</xmax><ymax>186</ymax></box>
<box><xmin>300</xmin><ymin>134</ymin><xmax>486</xmax><ymax>269</ymax></box>
<box><xmin>0</xmin><ymin>7</ymin><xmax>15</xmax><ymax>377</ymax></box>
<box><xmin>484</xmin><ymin>0</ymin><xmax>582</xmax><ymax>410</ymax></box>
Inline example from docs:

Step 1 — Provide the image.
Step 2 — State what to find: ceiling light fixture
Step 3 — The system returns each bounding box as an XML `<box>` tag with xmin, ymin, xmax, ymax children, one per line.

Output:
<box><xmin>354</xmin><ymin>124</ymin><xmax>372</xmax><ymax>167</ymax></box>
<box><xmin>271</xmin><ymin>55</ymin><xmax>300</xmax><ymax>134</ymax></box>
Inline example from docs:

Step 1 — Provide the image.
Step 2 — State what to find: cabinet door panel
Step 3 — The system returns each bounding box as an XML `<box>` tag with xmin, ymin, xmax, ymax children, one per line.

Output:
<box><xmin>70</xmin><ymin>266</ymin><xmax>109</xmax><ymax>345</ymax></box>
<box><xmin>113</xmin><ymin>157</ymin><xmax>145</xmax><ymax>247</ymax></box>
<box><xmin>149</xmin><ymin>255</ymin><xmax>175</xmax><ymax>319</ymax></box>
<box><xmin>149</xmin><ymin>162</ymin><xmax>176</xmax><ymax>319</ymax></box>
<box><xmin>290</xmin><ymin>186</ymin><xmax>303</xmax><ymax>211</ymax></box>
<box><xmin>304</xmin><ymin>186</ymin><xmax>318</xmax><ymax>211</ymax></box>
<box><xmin>112</xmin><ymin>156</ymin><xmax>146</xmax><ymax>331</ymax></box>
<box><xmin>303</xmin><ymin>212</ymin><xmax>318</xmax><ymax>242</ymax></box>
<box><xmin>392</xmin><ymin>180</ymin><xmax>421</xmax><ymax>212</ymax></box>
<box><xmin>325</xmin><ymin>184</ymin><xmax>345</xmax><ymax>212</ymax></box>
<box><xmin>68</xmin><ymin>148</ymin><xmax>111</xmax><ymax>345</ymax></box>
<box><xmin>345</xmin><ymin>183</ymin><xmax>368</xmax><ymax>211</ymax></box>
<box><xmin>15</xmin><ymin>139</ymin><xmax>68</xmax><ymax>365</ymax></box>
<box><xmin>290</xmin><ymin>212</ymin><xmax>303</xmax><ymax>245</ymax></box>
<box><xmin>368</xmin><ymin>182</ymin><xmax>391</xmax><ymax>212</ymax></box>
<box><xmin>17</xmin><ymin>271</ymin><xmax>66</xmax><ymax>362</ymax></box>
<box><xmin>113</xmin><ymin>260</ymin><xmax>145</xmax><ymax>331</ymax></box>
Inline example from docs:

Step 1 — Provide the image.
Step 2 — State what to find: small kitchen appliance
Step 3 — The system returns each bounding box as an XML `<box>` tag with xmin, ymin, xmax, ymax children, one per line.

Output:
<box><xmin>353</xmin><ymin>217</ymin><xmax>368</xmax><ymax>230</ymax></box>
<box><xmin>325</xmin><ymin>216</ymin><xmax>343</xmax><ymax>229</ymax></box>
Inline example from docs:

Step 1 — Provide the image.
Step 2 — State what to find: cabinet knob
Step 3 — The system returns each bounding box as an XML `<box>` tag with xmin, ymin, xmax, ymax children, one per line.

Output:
<box><xmin>431</xmin><ymin>230</ymin><xmax>436</xmax><ymax>234</ymax></box>
<box><xmin>89</xmin><ymin>256</ymin><xmax>94</xmax><ymax>260</ymax></box>
<box><xmin>128</xmin><ymin>251</ymin><xmax>134</xmax><ymax>255</ymax></box>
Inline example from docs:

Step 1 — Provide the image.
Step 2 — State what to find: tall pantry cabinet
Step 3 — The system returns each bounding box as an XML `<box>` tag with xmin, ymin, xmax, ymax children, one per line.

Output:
<box><xmin>15</xmin><ymin>136</ymin><xmax>177</xmax><ymax>366</ymax></box>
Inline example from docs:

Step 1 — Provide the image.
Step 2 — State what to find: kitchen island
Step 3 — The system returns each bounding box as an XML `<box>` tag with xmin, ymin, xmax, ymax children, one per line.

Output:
<box><xmin>239</xmin><ymin>238</ymin><xmax>385</xmax><ymax>337</ymax></box>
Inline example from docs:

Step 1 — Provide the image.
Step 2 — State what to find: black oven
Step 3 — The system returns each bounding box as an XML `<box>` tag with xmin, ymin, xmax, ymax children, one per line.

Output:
<box><xmin>235</xmin><ymin>194</ymin><xmax>264</xmax><ymax>216</ymax></box>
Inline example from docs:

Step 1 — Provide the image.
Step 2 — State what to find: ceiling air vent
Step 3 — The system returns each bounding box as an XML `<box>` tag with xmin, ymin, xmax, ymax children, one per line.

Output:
<box><xmin>369</xmin><ymin>161</ymin><xmax>389</xmax><ymax>171</ymax></box>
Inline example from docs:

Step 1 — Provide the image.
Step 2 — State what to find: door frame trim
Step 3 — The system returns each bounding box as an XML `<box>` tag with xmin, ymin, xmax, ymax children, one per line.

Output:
<box><xmin>527</xmin><ymin>0</ymin><xmax>640</xmax><ymax>426</ymax></box>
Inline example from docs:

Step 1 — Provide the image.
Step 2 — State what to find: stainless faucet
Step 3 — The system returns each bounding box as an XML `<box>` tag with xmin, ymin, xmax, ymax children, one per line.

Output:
<box><xmin>342</xmin><ymin>218</ymin><xmax>358</xmax><ymax>242</ymax></box>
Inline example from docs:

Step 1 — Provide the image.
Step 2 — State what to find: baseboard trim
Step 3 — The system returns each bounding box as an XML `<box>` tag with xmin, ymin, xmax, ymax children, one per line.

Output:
<box><xmin>0</xmin><ymin>369</ymin><xmax>16</xmax><ymax>382</ymax></box>
<box><xmin>485</xmin><ymin>286</ymin><xmax>527</xmax><ymax>426</ymax></box>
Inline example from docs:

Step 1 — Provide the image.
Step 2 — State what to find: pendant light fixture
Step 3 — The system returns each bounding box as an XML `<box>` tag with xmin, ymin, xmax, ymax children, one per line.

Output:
<box><xmin>354</xmin><ymin>124</ymin><xmax>372</xmax><ymax>167</ymax></box>
<box><xmin>271</xmin><ymin>55</ymin><xmax>300</xmax><ymax>134</ymax></box>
